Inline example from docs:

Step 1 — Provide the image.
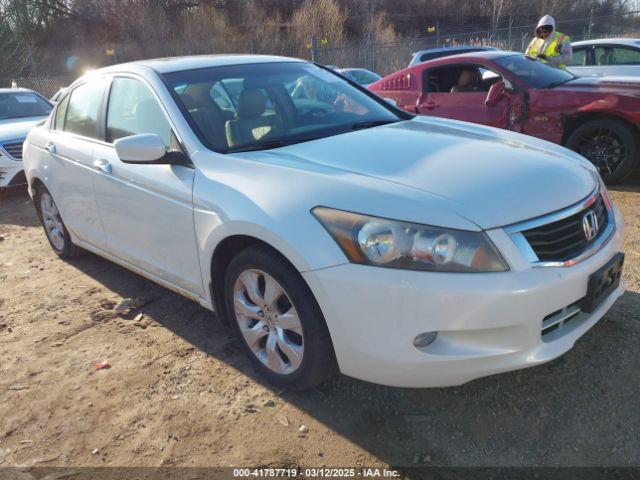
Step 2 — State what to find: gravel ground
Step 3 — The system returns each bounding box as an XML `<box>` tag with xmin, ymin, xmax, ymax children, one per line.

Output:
<box><xmin>0</xmin><ymin>178</ymin><xmax>639</xmax><ymax>469</ymax></box>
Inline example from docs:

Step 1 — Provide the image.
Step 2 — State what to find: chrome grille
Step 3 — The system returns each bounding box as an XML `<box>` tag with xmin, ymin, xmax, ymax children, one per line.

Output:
<box><xmin>522</xmin><ymin>195</ymin><xmax>608</xmax><ymax>262</ymax></box>
<box><xmin>2</xmin><ymin>141</ymin><xmax>24</xmax><ymax>160</ymax></box>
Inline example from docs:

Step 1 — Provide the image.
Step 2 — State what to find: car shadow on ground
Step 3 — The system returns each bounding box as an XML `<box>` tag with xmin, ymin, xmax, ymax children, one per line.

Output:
<box><xmin>609</xmin><ymin>171</ymin><xmax>640</xmax><ymax>193</ymax></box>
<box><xmin>0</xmin><ymin>190</ymin><xmax>41</xmax><ymax>228</ymax></box>
<box><xmin>63</xmin><ymin>247</ymin><xmax>640</xmax><ymax>467</ymax></box>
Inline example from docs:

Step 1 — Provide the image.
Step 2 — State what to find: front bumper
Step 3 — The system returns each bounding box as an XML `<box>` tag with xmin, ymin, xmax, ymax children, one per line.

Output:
<box><xmin>302</xmin><ymin>206</ymin><xmax>625</xmax><ymax>388</ymax></box>
<box><xmin>0</xmin><ymin>155</ymin><xmax>25</xmax><ymax>191</ymax></box>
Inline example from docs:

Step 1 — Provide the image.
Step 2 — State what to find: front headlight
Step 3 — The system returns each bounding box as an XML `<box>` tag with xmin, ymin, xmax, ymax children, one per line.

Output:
<box><xmin>312</xmin><ymin>207</ymin><xmax>509</xmax><ymax>272</ymax></box>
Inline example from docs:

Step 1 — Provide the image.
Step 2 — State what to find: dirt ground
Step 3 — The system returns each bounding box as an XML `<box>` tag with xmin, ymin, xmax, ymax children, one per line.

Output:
<box><xmin>1</xmin><ymin>178</ymin><xmax>639</xmax><ymax>470</ymax></box>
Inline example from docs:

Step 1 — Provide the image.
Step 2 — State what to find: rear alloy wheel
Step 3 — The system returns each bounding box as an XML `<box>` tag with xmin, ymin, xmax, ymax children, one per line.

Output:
<box><xmin>566</xmin><ymin>118</ymin><xmax>639</xmax><ymax>184</ymax></box>
<box><xmin>224</xmin><ymin>246</ymin><xmax>337</xmax><ymax>390</ymax></box>
<box><xmin>36</xmin><ymin>185</ymin><xmax>83</xmax><ymax>258</ymax></box>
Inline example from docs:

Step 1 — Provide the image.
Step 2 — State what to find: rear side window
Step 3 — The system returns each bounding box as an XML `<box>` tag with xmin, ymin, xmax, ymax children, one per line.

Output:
<box><xmin>106</xmin><ymin>77</ymin><xmax>172</xmax><ymax>147</ymax></box>
<box><xmin>598</xmin><ymin>46</ymin><xmax>640</xmax><ymax>65</ymax></box>
<box><xmin>64</xmin><ymin>79</ymin><xmax>107</xmax><ymax>139</ymax></box>
<box><xmin>54</xmin><ymin>94</ymin><xmax>70</xmax><ymax>130</ymax></box>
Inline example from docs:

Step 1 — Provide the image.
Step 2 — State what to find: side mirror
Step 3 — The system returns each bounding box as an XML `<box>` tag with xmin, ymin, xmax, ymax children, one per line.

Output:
<box><xmin>384</xmin><ymin>97</ymin><xmax>398</xmax><ymax>107</ymax></box>
<box><xmin>115</xmin><ymin>134</ymin><xmax>166</xmax><ymax>163</ymax></box>
<box><xmin>485</xmin><ymin>81</ymin><xmax>506</xmax><ymax>107</ymax></box>
<box><xmin>114</xmin><ymin>134</ymin><xmax>188</xmax><ymax>165</ymax></box>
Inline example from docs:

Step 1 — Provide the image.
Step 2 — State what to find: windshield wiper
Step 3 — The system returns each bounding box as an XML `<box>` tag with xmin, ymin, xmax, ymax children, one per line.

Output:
<box><xmin>349</xmin><ymin>119</ymin><xmax>398</xmax><ymax>130</ymax></box>
<box><xmin>546</xmin><ymin>78</ymin><xmax>573</xmax><ymax>89</ymax></box>
<box><xmin>226</xmin><ymin>120</ymin><xmax>400</xmax><ymax>153</ymax></box>
<box><xmin>226</xmin><ymin>136</ymin><xmax>321</xmax><ymax>153</ymax></box>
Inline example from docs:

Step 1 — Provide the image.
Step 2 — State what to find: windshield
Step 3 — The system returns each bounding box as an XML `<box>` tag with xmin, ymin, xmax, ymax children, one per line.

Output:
<box><xmin>342</xmin><ymin>69</ymin><xmax>382</xmax><ymax>85</ymax></box>
<box><xmin>163</xmin><ymin>62</ymin><xmax>402</xmax><ymax>153</ymax></box>
<box><xmin>0</xmin><ymin>91</ymin><xmax>52</xmax><ymax>121</ymax></box>
<box><xmin>495</xmin><ymin>55</ymin><xmax>576</xmax><ymax>89</ymax></box>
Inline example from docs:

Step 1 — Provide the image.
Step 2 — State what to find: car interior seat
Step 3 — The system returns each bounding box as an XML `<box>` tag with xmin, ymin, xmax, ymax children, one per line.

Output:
<box><xmin>225</xmin><ymin>88</ymin><xmax>284</xmax><ymax>148</ymax></box>
<box><xmin>179</xmin><ymin>93</ymin><xmax>227</xmax><ymax>150</ymax></box>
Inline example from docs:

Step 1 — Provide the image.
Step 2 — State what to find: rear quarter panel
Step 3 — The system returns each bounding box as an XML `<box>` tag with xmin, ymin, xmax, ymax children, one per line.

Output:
<box><xmin>368</xmin><ymin>66</ymin><xmax>422</xmax><ymax>113</ymax></box>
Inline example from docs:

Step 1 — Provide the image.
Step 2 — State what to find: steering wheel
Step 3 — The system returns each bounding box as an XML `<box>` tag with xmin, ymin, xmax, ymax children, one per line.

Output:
<box><xmin>302</xmin><ymin>107</ymin><xmax>328</xmax><ymax>121</ymax></box>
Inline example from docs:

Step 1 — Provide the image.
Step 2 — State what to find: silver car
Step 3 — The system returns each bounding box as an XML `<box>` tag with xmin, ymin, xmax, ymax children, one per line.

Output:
<box><xmin>569</xmin><ymin>38</ymin><xmax>640</xmax><ymax>77</ymax></box>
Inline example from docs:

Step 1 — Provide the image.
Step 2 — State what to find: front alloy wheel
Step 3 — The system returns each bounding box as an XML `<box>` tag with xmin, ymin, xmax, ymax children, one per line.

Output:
<box><xmin>233</xmin><ymin>269</ymin><xmax>304</xmax><ymax>375</ymax></box>
<box><xmin>566</xmin><ymin>118</ymin><xmax>639</xmax><ymax>184</ymax></box>
<box><xmin>224</xmin><ymin>246</ymin><xmax>337</xmax><ymax>390</ymax></box>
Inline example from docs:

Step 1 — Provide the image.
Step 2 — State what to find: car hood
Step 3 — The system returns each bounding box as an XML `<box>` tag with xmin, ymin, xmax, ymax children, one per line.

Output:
<box><xmin>251</xmin><ymin>117</ymin><xmax>597</xmax><ymax>229</ymax></box>
<box><xmin>0</xmin><ymin>116</ymin><xmax>48</xmax><ymax>141</ymax></box>
<box><xmin>556</xmin><ymin>76</ymin><xmax>640</xmax><ymax>96</ymax></box>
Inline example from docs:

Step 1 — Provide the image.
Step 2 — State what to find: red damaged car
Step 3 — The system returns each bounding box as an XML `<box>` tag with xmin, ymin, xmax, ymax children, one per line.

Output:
<box><xmin>369</xmin><ymin>51</ymin><xmax>640</xmax><ymax>183</ymax></box>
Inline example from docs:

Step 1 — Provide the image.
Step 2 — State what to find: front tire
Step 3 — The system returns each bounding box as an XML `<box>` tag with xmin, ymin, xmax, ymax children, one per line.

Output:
<box><xmin>565</xmin><ymin>118</ymin><xmax>639</xmax><ymax>184</ymax></box>
<box><xmin>35</xmin><ymin>184</ymin><xmax>83</xmax><ymax>258</ymax></box>
<box><xmin>224</xmin><ymin>245</ymin><xmax>337</xmax><ymax>390</ymax></box>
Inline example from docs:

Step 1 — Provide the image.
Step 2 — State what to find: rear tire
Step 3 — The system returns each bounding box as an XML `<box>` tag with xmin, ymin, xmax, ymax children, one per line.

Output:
<box><xmin>224</xmin><ymin>245</ymin><xmax>337</xmax><ymax>390</ymax></box>
<box><xmin>565</xmin><ymin>118</ymin><xmax>639</xmax><ymax>184</ymax></box>
<box><xmin>34</xmin><ymin>184</ymin><xmax>83</xmax><ymax>258</ymax></box>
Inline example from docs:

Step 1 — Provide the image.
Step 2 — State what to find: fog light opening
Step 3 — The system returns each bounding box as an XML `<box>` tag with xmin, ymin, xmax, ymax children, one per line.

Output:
<box><xmin>413</xmin><ymin>331</ymin><xmax>438</xmax><ymax>349</ymax></box>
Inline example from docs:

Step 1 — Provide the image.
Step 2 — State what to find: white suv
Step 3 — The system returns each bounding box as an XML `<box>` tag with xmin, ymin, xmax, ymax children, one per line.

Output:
<box><xmin>23</xmin><ymin>55</ymin><xmax>625</xmax><ymax>389</ymax></box>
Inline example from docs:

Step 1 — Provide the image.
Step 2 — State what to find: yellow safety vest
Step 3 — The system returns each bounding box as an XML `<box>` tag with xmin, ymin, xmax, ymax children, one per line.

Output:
<box><xmin>527</xmin><ymin>31</ymin><xmax>570</xmax><ymax>68</ymax></box>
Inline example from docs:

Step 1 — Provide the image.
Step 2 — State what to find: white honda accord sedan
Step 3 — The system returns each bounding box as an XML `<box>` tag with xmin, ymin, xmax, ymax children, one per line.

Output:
<box><xmin>23</xmin><ymin>55</ymin><xmax>625</xmax><ymax>389</ymax></box>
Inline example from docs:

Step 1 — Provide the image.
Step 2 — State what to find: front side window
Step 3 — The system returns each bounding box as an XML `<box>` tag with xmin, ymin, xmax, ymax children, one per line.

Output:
<box><xmin>164</xmin><ymin>62</ymin><xmax>404</xmax><ymax>153</ymax></box>
<box><xmin>64</xmin><ymin>79</ymin><xmax>107</xmax><ymax>139</ymax></box>
<box><xmin>569</xmin><ymin>48</ymin><xmax>588</xmax><ymax>66</ymax></box>
<box><xmin>0</xmin><ymin>91</ymin><xmax>52</xmax><ymax>121</ymax></box>
<box><xmin>495</xmin><ymin>54</ymin><xmax>576</xmax><ymax>89</ymax></box>
<box><xmin>106</xmin><ymin>77</ymin><xmax>172</xmax><ymax>147</ymax></box>
<box><xmin>423</xmin><ymin>65</ymin><xmax>502</xmax><ymax>93</ymax></box>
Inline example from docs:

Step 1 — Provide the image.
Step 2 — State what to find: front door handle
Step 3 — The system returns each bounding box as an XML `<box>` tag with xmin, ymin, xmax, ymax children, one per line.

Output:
<box><xmin>424</xmin><ymin>101</ymin><xmax>438</xmax><ymax>110</ymax></box>
<box><xmin>45</xmin><ymin>142</ymin><xmax>56</xmax><ymax>154</ymax></box>
<box><xmin>93</xmin><ymin>159</ymin><xmax>112</xmax><ymax>175</ymax></box>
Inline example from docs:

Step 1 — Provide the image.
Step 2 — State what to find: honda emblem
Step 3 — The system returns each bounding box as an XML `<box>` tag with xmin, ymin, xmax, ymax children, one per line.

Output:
<box><xmin>582</xmin><ymin>210</ymin><xmax>599</xmax><ymax>241</ymax></box>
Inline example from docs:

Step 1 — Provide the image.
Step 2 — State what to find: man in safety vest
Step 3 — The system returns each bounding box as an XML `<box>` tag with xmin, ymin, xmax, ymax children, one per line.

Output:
<box><xmin>526</xmin><ymin>15</ymin><xmax>572</xmax><ymax>69</ymax></box>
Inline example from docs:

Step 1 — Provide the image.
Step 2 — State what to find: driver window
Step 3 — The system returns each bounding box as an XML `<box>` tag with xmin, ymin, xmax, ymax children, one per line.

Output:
<box><xmin>423</xmin><ymin>65</ymin><xmax>501</xmax><ymax>93</ymax></box>
<box><xmin>569</xmin><ymin>48</ymin><xmax>588</xmax><ymax>66</ymax></box>
<box><xmin>107</xmin><ymin>77</ymin><xmax>174</xmax><ymax>149</ymax></box>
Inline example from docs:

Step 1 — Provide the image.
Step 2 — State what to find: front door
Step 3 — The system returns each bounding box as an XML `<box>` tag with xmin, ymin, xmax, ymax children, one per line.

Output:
<box><xmin>91</xmin><ymin>76</ymin><xmax>203</xmax><ymax>296</ymax></box>
<box><xmin>417</xmin><ymin>65</ymin><xmax>510</xmax><ymax>129</ymax></box>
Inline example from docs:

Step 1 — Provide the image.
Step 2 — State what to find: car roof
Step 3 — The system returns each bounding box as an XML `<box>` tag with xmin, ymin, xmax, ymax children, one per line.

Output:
<box><xmin>99</xmin><ymin>54</ymin><xmax>305</xmax><ymax>75</ymax></box>
<box><xmin>418</xmin><ymin>50</ymin><xmax>518</xmax><ymax>63</ymax></box>
<box><xmin>412</xmin><ymin>45</ymin><xmax>498</xmax><ymax>56</ymax></box>
<box><xmin>572</xmin><ymin>38</ymin><xmax>640</xmax><ymax>48</ymax></box>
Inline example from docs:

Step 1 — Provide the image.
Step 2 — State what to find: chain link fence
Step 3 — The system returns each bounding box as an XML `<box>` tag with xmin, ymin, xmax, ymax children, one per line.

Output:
<box><xmin>2</xmin><ymin>11</ymin><xmax>640</xmax><ymax>97</ymax></box>
<box><xmin>314</xmin><ymin>11</ymin><xmax>640</xmax><ymax>75</ymax></box>
<box><xmin>0</xmin><ymin>76</ymin><xmax>73</xmax><ymax>99</ymax></box>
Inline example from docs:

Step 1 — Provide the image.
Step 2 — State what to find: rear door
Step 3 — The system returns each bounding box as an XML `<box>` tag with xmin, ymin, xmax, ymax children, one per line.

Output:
<box><xmin>91</xmin><ymin>75</ymin><xmax>203</xmax><ymax>296</ymax></box>
<box><xmin>44</xmin><ymin>79</ymin><xmax>108</xmax><ymax>249</ymax></box>
<box><xmin>417</xmin><ymin>64</ymin><xmax>510</xmax><ymax>128</ymax></box>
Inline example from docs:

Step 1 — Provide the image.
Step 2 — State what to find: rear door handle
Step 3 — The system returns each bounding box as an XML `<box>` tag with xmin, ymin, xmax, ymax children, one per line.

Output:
<box><xmin>45</xmin><ymin>142</ymin><xmax>56</xmax><ymax>154</ymax></box>
<box><xmin>424</xmin><ymin>101</ymin><xmax>438</xmax><ymax>110</ymax></box>
<box><xmin>93</xmin><ymin>159</ymin><xmax>112</xmax><ymax>174</ymax></box>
